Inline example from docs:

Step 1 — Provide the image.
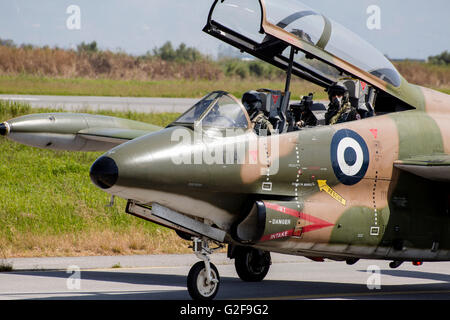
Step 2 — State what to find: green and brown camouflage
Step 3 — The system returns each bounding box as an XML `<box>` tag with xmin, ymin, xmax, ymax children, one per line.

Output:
<box><xmin>1</xmin><ymin>0</ymin><xmax>450</xmax><ymax>296</ymax></box>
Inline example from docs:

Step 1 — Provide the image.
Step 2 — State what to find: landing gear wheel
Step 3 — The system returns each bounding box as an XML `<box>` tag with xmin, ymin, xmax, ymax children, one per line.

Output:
<box><xmin>235</xmin><ymin>248</ymin><xmax>271</xmax><ymax>282</ymax></box>
<box><xmin>187</xmin><ymin>261</ymin><xmax>220</xmax><ymax>300</ymax></box>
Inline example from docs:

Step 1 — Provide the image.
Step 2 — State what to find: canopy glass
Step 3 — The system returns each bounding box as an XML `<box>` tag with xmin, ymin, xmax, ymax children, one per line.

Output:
<box><xmin>207</xmin><ymin>0</ymin><xmax>401</xmax><ymax>87</ymax></box>
<box><xmin>172</xmin><ymin>92</ymin><xmax>250</xmax><ymax>129</ymax></box>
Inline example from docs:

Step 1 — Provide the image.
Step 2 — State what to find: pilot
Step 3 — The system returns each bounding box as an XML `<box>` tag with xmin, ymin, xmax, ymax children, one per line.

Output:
<box><xmin>242</xmin><ymin>91</ymin><xmax>274</xmax><ymax>135</ymax></box>
<box><xmin>325</xmin><ymin>82</ymin><xmax>359</xmax><ymax>125</ymax></box>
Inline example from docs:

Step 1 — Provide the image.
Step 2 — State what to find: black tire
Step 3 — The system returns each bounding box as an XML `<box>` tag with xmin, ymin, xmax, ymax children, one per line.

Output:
<box><xmin>235</xmin><ymin>248</ymin><xmax>270</xmax><ymax>282</ymax></box>
<box><xmin>187</xmin><ymin>261</ymin><xmax>220</xmax><ymax>300</ymax></box>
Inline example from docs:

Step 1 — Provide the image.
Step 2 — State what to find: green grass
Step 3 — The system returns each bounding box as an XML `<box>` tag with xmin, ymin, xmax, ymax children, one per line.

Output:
<box><xmin>0</xmin><ymin>101</ymin><xmax>186</xmax><ymax>257</ymax></box>
<box><xmin>0</xmin><ymin>74</ymin><xmax>327</xmax><ymax>100</ymax></box>
<box><xmin>2</xmin><ymin>74</ymin><xmax>448</xmax><ymax>101</ymax></box>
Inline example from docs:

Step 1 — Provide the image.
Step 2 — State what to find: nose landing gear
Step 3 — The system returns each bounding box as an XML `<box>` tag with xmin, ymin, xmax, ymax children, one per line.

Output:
<box><xmin>186</xmin><ymin>240</ymin><xmax>272</xmax><ymax>300</ymax></box>
<box><xmin>187</xmin><ymin>237</ymin><xmax>223</xmax><ymax>300</ymax></box>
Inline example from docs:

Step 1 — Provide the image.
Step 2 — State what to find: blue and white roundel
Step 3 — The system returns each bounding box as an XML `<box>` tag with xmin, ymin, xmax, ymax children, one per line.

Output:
<box><xmin>330</xmin><ymin>129</ymin><xmax>369</xmax><ymax>186</ymax></box>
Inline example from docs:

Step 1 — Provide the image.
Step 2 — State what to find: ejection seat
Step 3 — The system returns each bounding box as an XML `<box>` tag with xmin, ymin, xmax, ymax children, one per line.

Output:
<box><xmin>256</xmin><ymin>89</ymin><xmax>284</xmax><ymax>133</ymax></box>
<box><xmin>340</xmin><ymin>79</ymin><xmax>376</xmax><ymax>119</ymax></box>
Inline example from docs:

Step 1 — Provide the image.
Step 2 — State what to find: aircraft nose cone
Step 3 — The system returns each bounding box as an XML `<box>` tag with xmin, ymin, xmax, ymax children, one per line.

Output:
<box><xmin>0</xmin><ymin>122</ymin><xmax>9</xmax><ymax>136</ymax></box>
<box><xmin>90</xmin><ymin>156</ymin><xmax>119</xmax><ymax>189</ymax></box>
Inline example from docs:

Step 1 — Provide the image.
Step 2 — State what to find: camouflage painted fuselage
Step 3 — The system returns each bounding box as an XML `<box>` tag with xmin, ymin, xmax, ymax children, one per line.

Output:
<box><xmin>252</xmin><ymin>86</ymin><xmax>450</xmax><ymax>262</ymax></box>
<box><xmin>87</xmin><ymin>85</ymin><xmax>450</xmax><ymax>262</ymax></box>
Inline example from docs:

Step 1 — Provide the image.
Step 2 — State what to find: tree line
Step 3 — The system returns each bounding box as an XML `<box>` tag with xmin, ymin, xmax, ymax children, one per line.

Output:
<box><xmin>0</xmin><ymin>38</ymin><xmax>448</xmax><ymax>82</ymax></box>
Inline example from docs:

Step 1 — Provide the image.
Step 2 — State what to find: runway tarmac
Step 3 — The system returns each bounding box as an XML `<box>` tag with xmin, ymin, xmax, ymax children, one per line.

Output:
<box><xmin>0</xmin><ymin>94</ymin><xmax>305</xmax><ymax>115</ymax></box>
<box><xmin>0</xmin><ymin>94</ymin><xmax>198</xmax><ymax>114</ymax></box>
<box><xmin>2</xmin><ymin>253</ymin><xmax>450</xmax><ymax>300</ymax></box>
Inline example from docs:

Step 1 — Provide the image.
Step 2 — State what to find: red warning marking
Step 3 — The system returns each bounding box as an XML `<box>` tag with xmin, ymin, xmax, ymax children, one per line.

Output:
<box><xmin>260</xmin><ymin>230</ymin><xmax>294</xmax><ymax>242</ymax></box>
<box><xmin>361</xmin><ymin>81</ymin><xmax>367</xmax><ymax>91</ymax></box>
<box><xmin>264</xmin><ymin>202</ymin><xmax>301</xmax><ymax>219</ymax></box>
<box><xmin>261</xmin><ymin>202</ymin><xmax>335</xmax><ymax>242</ymax></box>
<box><xmin>272</xmin><ymin>95</ymin><xmax>280</xmax><ymax>104</ymax></box>
<box><xmin>370</xmin><ymin>129</ymin><xmax>378</xmax><ymax>139</ymax></box>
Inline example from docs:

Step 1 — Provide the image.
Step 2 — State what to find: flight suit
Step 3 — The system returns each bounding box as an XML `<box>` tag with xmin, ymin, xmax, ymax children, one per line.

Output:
<box><xmin>326</xmin><ymin>101</ymin><xmax>358</xmax><ymax>125</ymax></box>
<box><xmin>252</xmin><ymin>111</ymin><xmax>274</xmax><ymax>135</ymax></box>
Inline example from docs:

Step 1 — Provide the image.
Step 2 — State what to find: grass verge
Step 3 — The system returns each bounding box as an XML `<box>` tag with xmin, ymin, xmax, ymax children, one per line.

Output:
<box><xmin>0</xmin><ymin>74</ymin><xmax>327</xmax><ymax>100</ymax></box>
<box><xmin>1</xmin><ymin>100</ymin><xmax>191</xmax><ymax>257</ymax></box>
<box><xmin>0</xmin><ymin>74</ymin><xmax>448</xmax><ymax>102</ymax></box>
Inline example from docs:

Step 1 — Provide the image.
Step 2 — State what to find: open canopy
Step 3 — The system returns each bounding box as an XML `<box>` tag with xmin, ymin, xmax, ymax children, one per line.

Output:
<box><xmin>204</xmin><ymin>0</ymin><xmax>403</xmax><ymax>91</ymax></box>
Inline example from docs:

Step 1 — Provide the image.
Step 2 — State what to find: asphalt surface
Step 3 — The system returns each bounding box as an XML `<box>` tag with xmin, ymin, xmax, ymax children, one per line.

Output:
<box><xmin>0</xmin><ymin>94</ymin><xmax>198</xmax><ymax>114</ymax></box>
<box><xmin>0</xmin><ymin>94</ymin><xmax>306</xmax><ymax>114</ymax></box>
<box><xmin>1</xmin><ymin>254</ymin><xmax>450</xmax><ymax>300</ymax></box>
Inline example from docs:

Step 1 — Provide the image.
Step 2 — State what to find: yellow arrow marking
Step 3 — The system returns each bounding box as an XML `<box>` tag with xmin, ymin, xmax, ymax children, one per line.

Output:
<box><xmin>317</xmin><ymin>180</ymin><xmax>346</xmax><ymax>206</ymax></box>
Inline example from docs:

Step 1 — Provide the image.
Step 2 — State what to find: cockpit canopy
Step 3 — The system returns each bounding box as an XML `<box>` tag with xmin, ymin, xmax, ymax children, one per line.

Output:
<box><xmin>170</xmin><ymin>91</ymin><xmax>250</xmax><ymax>129</ymax></box>
<box><xmin>204</xmin><ymin>0</ymin><xmax>404</xmax><ymax>91</ymax></box>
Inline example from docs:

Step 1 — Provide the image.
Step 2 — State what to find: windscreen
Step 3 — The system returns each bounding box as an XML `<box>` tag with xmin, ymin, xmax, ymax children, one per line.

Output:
<box><xmin>174</xmin><ymin>92</ymin><xmax>220</xmax><ymax>124</ymax></box>
<box><xmin>202</xmin><ymin>95</ymin><xmax>249</xmax><ymax>128</ymax></box>
<box><xmin>172</xmin><ymin>92</ymin><xmax>249</xmax><ymax>129</ymax></box>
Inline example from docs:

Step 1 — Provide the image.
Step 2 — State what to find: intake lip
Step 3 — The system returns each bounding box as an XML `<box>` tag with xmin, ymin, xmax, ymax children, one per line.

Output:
<box><xmin>0</xmin><ymin>122</ymin><xmax>10</xmax><ymax>136</ymax></box>
<box><xmin>89</xmin><ymin>156</ymin><xmax>119</xmax><ymax>189</ymax></box>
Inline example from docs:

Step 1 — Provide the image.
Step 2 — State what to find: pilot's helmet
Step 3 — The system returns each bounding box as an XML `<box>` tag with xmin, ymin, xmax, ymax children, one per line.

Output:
<box><xmin>327</xmin><ymin>82</ymin><xmax>349</xmax><ymax>103</ymax></box>
<box><xmin>242</xmin><ymin>91</ymin><xmax>262</xmax><ymax>114</ymax></box>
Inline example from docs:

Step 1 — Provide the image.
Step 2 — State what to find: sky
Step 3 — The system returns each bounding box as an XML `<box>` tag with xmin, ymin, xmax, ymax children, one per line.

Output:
<box><xmin>0</xmin><ymin>0</ymin><xmax>448</xmax><ymax>60</ymax></box>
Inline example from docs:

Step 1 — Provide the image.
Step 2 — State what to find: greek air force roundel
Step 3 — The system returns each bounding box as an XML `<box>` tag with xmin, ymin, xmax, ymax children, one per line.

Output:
<box><xmin>330</xmin><ymin>129</ymin><xmax>369</xmax><ymax>186</ymax></box>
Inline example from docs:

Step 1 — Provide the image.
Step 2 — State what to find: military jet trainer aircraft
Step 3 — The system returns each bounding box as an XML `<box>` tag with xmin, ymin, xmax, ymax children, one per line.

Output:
<box><xmin>2</xmin><ymin>0</ymin><xmax>450</xmax><ymax>300</ymax></box>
